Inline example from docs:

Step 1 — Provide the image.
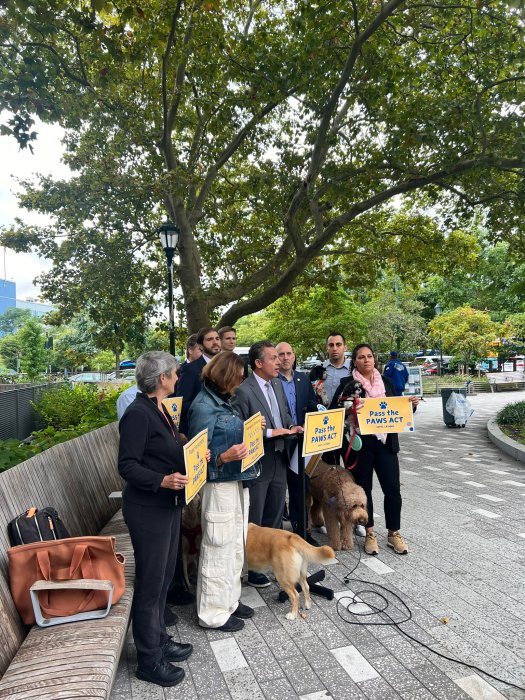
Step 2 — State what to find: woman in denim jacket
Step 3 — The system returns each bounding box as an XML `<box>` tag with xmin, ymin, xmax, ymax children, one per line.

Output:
<box><xmin>189</xmin><ymin>352</ymin><xmax>260</xmax><ymax>632</ymax></box>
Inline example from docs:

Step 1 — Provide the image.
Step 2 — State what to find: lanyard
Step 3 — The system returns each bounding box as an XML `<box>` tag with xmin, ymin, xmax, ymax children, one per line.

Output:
<box><xmin>158</xmin><ymin>405</ymin><xmax>177</xmax><ymax>439</ymax></box>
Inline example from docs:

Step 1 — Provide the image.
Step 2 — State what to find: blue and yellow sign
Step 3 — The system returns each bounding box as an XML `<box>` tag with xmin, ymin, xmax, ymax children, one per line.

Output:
<box><xmin>162</xmin><ymin>396</ymin><xmax>183</xmax><ymax>429</ymax></box>
<box><xmin>184</xmin><ymin>428</ymin><xmax>208</xmax><ymax>503</ymax></box>
<box><xmin>357</xmin><ymin>397</ymin><xmax>414</xmax><ymax>435</ymax></box>
<box><xmin>241</xmin><ymin>412</ymin><xmax>264</xmax><ymax>472</ymax></box>
<box><xmin>302</xmin><ymin>408</ymin><xmax>345</xmax><ymax>456</ymax></box>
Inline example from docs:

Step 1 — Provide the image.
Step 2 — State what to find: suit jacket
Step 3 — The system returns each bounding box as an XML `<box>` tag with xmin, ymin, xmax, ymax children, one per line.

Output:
<box><xmin>290</xmin><ymin>369</ymin><xmax>318</xmax><ymax>426</ymax></box>
<box><xmin>231</xmin><ymin>373</ymin><xmax>293</xmax><ymax>464</ymax></box>
<box><xmin>175</xmin><ymin>355</ymin><xmax>206</xmax><ymax>435</ymax></box>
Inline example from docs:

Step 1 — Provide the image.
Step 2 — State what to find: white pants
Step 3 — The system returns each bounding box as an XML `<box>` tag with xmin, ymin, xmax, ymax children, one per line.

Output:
<box><xmin>197</xmin><ymin>481</ymin><xmax>249</xmax><ymax>628</ymax></box>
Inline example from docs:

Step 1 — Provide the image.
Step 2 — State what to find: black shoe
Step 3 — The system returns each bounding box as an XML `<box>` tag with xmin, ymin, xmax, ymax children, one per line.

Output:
<box><xmin>306</xmin><ymin>532</ymin><xmax>319</xmax><ymax>546</ymax></box>
<box><xmin>217</xmin><ymin>615</ymin><xmax>244</xmax><ymax>632</ymax></box>
<box><xmin>247</xmin><ymin>571</ymin><xmax>271</xmax><ymax>588</ymax></box>
<box><xmin>232</xmin><ymin>602</ymin><xmax>254</xmax><ymax>619</ymax></box>
<box><xmin>164</xmin><ymin>606</ymin><xmax>178</xmax><ymax>626</ymax></box>
<box><xmin>162</xmin><ymin>638</ymin><xmax>193</xmax><ymax>662</ymax></box>
<box><xmin>136</xmin><ymin>659</ymin><xmax>185</xmax><ymax>687</ymax></box>
<box><xmin>166</xmin><ymin>586</ymin><xmax>195</xmax><ymax>606</ymax></box>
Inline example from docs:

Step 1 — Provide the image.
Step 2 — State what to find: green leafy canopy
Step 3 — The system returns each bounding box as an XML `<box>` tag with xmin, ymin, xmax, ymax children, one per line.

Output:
<box><xmin>1</xmin><ymin>0</ymin><xmax>524</xmax><ymax>330</ymax></box>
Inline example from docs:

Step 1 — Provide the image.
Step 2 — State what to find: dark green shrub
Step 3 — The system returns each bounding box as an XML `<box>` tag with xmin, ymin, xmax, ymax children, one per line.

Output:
<box><xmin>497</xmin><ymin>401</ymin><xmax>525</xmax><ymax>426</ymax></box>
<box><xmin>32</xmin><ymin>384</ymin><xmax>99</xmax><ymax>429</ymax></box>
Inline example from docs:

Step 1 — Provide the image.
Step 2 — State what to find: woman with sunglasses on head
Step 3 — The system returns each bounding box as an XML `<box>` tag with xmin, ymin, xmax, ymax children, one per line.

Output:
<box><xmin>329</xmin><ymin>344</ymin><xmax>419</xmax><ymax>556</ymax></box>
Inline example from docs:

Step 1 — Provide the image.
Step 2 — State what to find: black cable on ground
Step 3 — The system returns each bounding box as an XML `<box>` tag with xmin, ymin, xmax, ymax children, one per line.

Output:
<box><xmin>334</xmin><ymin>536</ymin><xmax>525</xmax><ymax>694</ymax></box>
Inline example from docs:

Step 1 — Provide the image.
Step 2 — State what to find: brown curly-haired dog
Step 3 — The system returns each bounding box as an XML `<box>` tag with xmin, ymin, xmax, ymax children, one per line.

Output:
<box><xmin>308</xmin><ymin>460</ymin><xmax>368</xmax><ymax>551</ymax></box>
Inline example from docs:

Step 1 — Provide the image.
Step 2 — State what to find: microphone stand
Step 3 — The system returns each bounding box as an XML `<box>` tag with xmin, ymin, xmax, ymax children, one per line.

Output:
<box><xmin>279</xmin><ymin>438</ymin><xmax>334</xmax><ymax>603</ymax></box>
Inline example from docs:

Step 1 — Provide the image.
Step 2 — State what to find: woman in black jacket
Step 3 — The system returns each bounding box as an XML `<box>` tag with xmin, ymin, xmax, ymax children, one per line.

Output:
<box><xmin>330</xmin><ymin>344</ymin><xmax>419</xmax><ymax>557</ymax></box>
<box><xmin>118</xmin><ymin>351</ymin><xmax>196</xmax><ymax>688</ymax></box>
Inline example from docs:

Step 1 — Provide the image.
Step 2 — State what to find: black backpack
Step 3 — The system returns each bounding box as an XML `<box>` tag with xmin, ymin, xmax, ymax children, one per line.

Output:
<box><xmin>8</xmin><ymin>507</ymin><xmax>71</xmax><ymax>546</ymax></box>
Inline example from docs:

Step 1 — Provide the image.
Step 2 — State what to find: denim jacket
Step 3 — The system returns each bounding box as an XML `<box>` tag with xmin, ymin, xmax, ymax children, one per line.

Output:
<box><xmin>189</xmin><ymin>384</ymin><xmax>260</xmax><ymax>482</ymax></box>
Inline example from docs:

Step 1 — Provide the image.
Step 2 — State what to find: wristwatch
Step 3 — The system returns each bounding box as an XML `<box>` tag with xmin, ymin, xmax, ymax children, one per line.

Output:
<box><xmin>215</xmin><ymin>454</ymin><xmax>224</xmax><ymax>468</ymax></box>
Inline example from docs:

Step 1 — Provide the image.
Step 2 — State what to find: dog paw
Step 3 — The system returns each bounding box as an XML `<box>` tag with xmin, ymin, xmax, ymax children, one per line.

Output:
<box><xmin>286</xmin><ymin>611</ymin><xmax>297</xmax><ymax>620</ymax></box>
<box><xmin>340</xmin><ymin>540</ymin><xmax>353</xmax><ymax>551</ymax></box>
<box><xmin>305</xmin><ymin>600</ymin><xmax>312</xmax><ymax>610</ymax></box>
<box><xmin>299</xmin><ymin>610</ymin><xmax>307</xmax><ymax>619</ymax></box>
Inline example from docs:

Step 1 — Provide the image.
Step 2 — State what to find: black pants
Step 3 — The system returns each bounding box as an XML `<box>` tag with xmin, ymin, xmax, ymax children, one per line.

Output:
<box><xmin>123</xmin><ymin>500</ymin><xmax>181</xmax><ymax>668</ymax></box>
<box><xmin>286</xmin><ymin>467</ymin><xmax>311</xmax><ymax>533</ymax></box>
<box><xmin>352</xmin><ymin>437</ymin><xmax>401</xmax><ymax>531</ymax></box>
<box><xmin>248</xmin><ymin>449</ymin><xmax>287</xmax><ymax>529</ymax></box>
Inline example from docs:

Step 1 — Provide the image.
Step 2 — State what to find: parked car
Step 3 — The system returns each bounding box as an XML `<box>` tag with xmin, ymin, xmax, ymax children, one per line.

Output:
<box><xmin>69</xmin><ymin>372</ymin><xmax>109</xmax><ymax>384</ymax></box>
<box><xmin>302</xmin><ymin>356</ymin><xmax>321</xmax><ymax>369</ymax></box>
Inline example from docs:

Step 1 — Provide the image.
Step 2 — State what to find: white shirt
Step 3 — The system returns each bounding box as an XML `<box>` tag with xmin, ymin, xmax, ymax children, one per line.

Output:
<box><xmin>253</xmin><ymin>372</ymin><xmax>281</xmax><ymax>438</ymax></box>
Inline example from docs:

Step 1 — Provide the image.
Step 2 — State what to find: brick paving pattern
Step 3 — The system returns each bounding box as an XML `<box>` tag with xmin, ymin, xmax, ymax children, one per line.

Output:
<box><xmin>110</xmin><ymin>391</ymin><xmax>525</xmax><ymax>700</ymax></box>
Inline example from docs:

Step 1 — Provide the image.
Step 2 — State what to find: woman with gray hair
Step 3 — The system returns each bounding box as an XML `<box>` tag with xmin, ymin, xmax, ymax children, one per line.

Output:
<box><xmin>118</xmin><ymin>351</ymin><xmax>194</xmax><ymax>688</ymax></box>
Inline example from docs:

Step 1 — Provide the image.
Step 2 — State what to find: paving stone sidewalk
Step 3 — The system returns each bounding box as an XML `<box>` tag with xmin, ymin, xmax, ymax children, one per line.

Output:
<box><xmin>111</xmin><ymin>391</ymin><xmax>525</xmax><ymax>700</ymax></box>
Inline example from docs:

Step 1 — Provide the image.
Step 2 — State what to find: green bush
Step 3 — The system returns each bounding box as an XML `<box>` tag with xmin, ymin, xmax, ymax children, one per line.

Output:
<box><xmin>32</xmin><ymin>384</ymin><xmax>100</xmax><ymax>429</ymax></box>
<box><xmin>496</xmin><ymin>401</ymin><xmax>525</xmax><ymax>426</ymax></box>
<box><xmin>0</xmin><ymin>385</ymin><xmax>124</xmax><ymax>472</ymax></box>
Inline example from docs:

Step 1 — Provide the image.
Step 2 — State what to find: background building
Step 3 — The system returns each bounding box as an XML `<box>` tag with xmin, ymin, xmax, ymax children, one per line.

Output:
<box><xmin>0</xmin><ymin>279</ymin><xmax>16</xmax><ymax>316</ymax></box>
<box><xmin>0</xmin><ymin>279</ymin><xmax>55</xmax><ymax>319</ymax></box>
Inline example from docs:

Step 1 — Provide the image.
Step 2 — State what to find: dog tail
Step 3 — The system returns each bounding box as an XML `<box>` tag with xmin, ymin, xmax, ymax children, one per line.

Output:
<box><xmin>294</xmin><ymin>537</ymin><xmax>336</xmax><ymax>565</ymax></box>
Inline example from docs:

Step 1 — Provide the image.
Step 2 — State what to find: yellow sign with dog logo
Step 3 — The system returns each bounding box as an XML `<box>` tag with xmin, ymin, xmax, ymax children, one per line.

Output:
<box><xmin>357</xmin><ymin>397</ymin><xmax>414</xmax><ymax>435</ymax></box>
<box><xmin>162</xmin><ymin>396</ymin><xmax>183</xmax><ymax>429</ymax></box>
<box><xmin>184</xmin><ymin>428</ymin><xmax>208</xmax><ymax>503</ymax></box>
<box><xmin>302</xmin><ymin>408</ymin><xmax>345</xmax><ymax>456</ymax></box>
<box><xmin>242</xmin><ymin>412</ymin><xmax>264</xmax><ymax>472</ymax></box>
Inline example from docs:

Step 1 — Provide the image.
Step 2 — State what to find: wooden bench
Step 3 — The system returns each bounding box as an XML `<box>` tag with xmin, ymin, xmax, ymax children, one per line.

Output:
<box><xmin>0</xmin><ymin>422</ymin><xmax>133</xmax><ymax>699</ymax></box>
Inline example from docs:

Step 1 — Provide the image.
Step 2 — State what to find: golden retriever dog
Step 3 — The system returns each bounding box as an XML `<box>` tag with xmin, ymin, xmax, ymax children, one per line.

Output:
<box><xmin>308</xmin><ymin>460</ymin><xmax>368</xmax><ymax>551</ymax></box>
<box><xmin>246</xmin><ymin>523</ymin><xmax>336</xmax><ymax>620</ymax></box>
<box><xmin>181</xmin><ymin>494</ymin><xmax>202</xmax><ymax>589</ymax></box>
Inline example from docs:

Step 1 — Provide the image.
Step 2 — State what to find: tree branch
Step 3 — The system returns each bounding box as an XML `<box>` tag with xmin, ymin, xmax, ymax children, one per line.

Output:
<box><xmin>160</xmin><ymin>1</ymin><xmax>184</xmax><ymax>171</ymax></box>
<box><xmin>189</xmin><ymin>96</ymin><xmax>292</xmax><ymax>226</ymax></box>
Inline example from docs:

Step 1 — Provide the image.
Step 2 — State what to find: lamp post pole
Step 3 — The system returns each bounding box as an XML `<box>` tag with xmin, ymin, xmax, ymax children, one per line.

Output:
<box><xmin>158</xmin><ymin>220</ymin><xmax>180</xmax><ymax>357</ymax></box>
<box><xmin>434</xmin><ymin>303</ymin><xmax>443</xmax><ymax>376</ymax></box>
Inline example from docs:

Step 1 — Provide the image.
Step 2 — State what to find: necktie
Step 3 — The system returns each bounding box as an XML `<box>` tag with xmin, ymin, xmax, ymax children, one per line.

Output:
<box><xmin>265</xmin><ymin>382</ymin><xmax>283</xmax><ymax>428</ymax></box>
<box><xmin>265</xmin><ymin>381</ymin><xmax>284</xmax><ymax>452</ymax></box>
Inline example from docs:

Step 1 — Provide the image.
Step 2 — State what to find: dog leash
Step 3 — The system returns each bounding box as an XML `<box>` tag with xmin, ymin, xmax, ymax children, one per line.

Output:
<box><xmin>344</xmin><ymin>402</ymin><xmax>359</xmax><ymax>470</ymax></box>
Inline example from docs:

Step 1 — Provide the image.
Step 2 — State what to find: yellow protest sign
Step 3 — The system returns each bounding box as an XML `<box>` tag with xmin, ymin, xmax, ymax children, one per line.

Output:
<box><xmin>357</xmin><ymin>397</ymin><xmax>414</xmax><ymax>435</ymax></box>
<box><xmin>184</xmin><ymin>428</ymin><xmax>208</xmax><ymax>503</ymax></box>
<box><xmin>302</xmin><ymin>408</ymin><xmax>345</xmax><ymax>456</ymax></box>
<box><xmin>241</xmin><ymin>411</ymin><xmax>264</xmax><ymax>472</ymax></box>
<box><xmin>162</xmin><ymin>397</ymin><xmax>183</xmax><ymax>429</ymax></box>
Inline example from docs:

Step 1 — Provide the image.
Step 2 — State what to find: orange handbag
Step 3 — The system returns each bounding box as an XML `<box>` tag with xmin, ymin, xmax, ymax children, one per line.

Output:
<box><xmin>8</xmin><ymin>536</ymin><xmax>126</xmax><ymax>625</ymax></box>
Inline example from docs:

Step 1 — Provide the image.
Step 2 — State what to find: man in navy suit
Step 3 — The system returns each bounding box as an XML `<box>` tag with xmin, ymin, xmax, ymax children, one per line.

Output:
<box><xmin>175</xmin><ymin>327</ymin><xmax>220</xmax><ymax>435</ymax></box>
<box><xmin>276</xmin><ymin>342</ymin><xmax>319</xmax><ymax>544</ymax></box>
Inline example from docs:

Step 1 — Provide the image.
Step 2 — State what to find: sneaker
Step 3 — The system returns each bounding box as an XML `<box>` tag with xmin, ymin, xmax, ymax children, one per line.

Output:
<box><xmin>247</xmin><ymin>571</ymin><xmax>271</xmax><ymax>588</ymax></box>
<box><xmin>217</xmin><ymin>615</ymin><xmax>245</xmax><ymax>632</ymax></box>
<box><xmin>164</xmin><ymin>606</ymin><xmax>178</xmax><ymax>626</ymax></box>
<box><xmin>136</xmin><ymin>659</ymin><xmax>185</xmax><ymax>687</ymax></box>
<box><xmin>354</xmin><ymin>524</ymin><xmax>366</xmax><ymax>537</ymax></box>
<box><xmin>162</xmin><ymin>638</ymin><xmax>193</xmax><ymax>662</ymax></box>
<box><xmin>387</xmin><ymin>531</ymin><xmax>408</xmax><ymax>554</ymax></box>
<box><xmin>232</xmin><ymin>602</ymin><xmax>254</xmax><ymax>619</ymax></box>
<box><xmin>364</xmin><ymin>531</ymin><xmax>379</xmax><ymax>556</ymax></box>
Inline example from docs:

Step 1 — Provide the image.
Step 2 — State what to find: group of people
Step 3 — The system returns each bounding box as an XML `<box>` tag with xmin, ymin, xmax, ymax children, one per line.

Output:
<box><xmin>117</xmin><ymin>328</ymin><xmax>418</xmax><ymax>688</ymax></box>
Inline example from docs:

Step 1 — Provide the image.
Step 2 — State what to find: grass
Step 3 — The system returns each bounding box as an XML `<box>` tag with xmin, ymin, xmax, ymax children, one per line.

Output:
<box><xmin>496</xmin><ymin>400</ymin><xmax>525</xmax><ymax>446</ymax></box>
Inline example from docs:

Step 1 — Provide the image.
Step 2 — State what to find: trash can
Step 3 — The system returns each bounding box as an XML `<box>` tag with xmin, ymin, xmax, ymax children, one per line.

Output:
<box><xmin>440</xmin><ymin>388</ymin><xmax>467</xmax><ymax>427</ymax></box>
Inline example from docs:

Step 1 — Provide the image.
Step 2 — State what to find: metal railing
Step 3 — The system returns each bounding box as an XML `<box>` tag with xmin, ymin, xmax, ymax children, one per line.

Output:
<box><xmin>0</xmin><ymin>384</ymin><xmax>59</xmax><ymax>441</ymax></box>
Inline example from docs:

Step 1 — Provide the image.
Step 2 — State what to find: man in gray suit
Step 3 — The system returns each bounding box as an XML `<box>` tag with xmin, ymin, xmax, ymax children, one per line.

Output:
<box><xmin>231</xmin><ymin>340</ymin><xmax>304</xmax><ymax>587</ymax></box>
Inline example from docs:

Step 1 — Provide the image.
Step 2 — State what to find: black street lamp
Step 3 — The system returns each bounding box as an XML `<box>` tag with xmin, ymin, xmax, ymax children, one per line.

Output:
<box><xmin>158</xmin><ymin>219</ymin><xmax>180</xmax><ymax>357</ymax></box>
<box><xmin>434</xmin><ymin>303</ymin><xmax>443</xmax><ymax>375</ymax></box>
